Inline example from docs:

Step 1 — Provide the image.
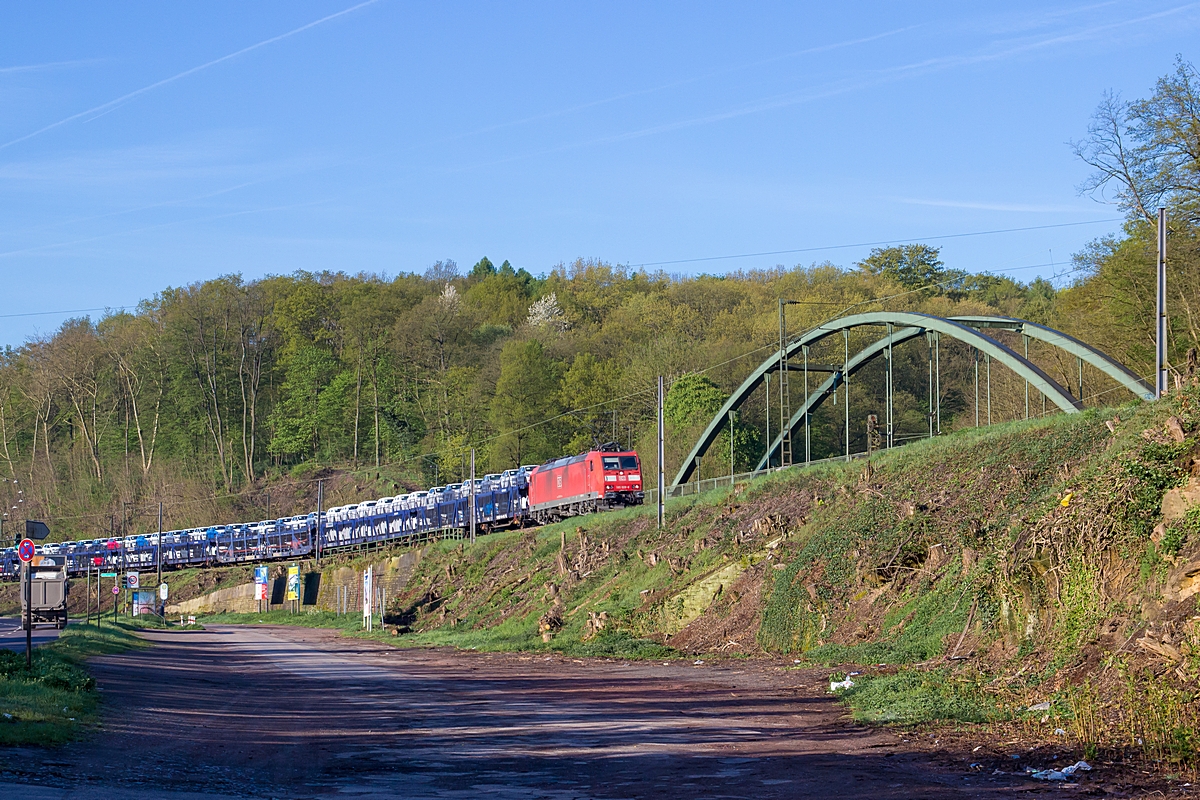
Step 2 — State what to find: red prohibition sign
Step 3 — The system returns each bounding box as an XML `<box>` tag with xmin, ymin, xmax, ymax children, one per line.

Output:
<box><xmin>18</xmin><ymin>538</ymin><xmax>35</xmax><ymax>562</ymax></box>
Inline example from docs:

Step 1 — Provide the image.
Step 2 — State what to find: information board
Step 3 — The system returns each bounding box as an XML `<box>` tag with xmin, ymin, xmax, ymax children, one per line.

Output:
<box><xmin>132</xmin><ymin>591</ymin><xmax>156</xmax><ymax>616</ymax></box>
<box><xmin>285</xmin><ymin>566</ymin><xmax>299</xmax><ymax>602</ymax></box>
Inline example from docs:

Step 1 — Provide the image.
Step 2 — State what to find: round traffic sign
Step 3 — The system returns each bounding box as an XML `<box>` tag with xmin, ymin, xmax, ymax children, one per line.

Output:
<box><xmin>112</xmin><ymin>586</ymin><xmax>120</xmax><ymax>595</ymax></box>
<box><xmin>17</xmin><ymin>538</ymin><xmax>35</xmax><ymax>562</ymax></box>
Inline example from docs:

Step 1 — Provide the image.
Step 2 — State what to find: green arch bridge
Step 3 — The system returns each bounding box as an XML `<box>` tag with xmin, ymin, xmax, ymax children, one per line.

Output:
<box><xmin>669</xmin><ymin>311</ymin><xmax>1152</xmax><ymax>492</ymax></box>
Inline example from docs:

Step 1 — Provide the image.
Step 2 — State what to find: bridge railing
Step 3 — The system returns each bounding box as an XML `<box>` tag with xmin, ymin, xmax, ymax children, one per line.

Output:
<box><xmin>646</xmin><ymin>450</ymin><xmax>872</xmax><ymax>506</ymax></box>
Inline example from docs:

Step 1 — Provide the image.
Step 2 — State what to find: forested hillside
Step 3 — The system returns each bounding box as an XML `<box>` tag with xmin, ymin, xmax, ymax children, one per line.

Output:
<box><xmin>1</xmin><ymin>59</ymin><xmax>1197</xmax><ymax>542</ymax></box>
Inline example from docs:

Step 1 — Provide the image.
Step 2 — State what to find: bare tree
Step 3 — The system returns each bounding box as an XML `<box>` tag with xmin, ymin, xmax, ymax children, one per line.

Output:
<box><xmin>1074</xmin><ymin>58</ymin><xmax>1200</xmax><ymax>224</ymax></box>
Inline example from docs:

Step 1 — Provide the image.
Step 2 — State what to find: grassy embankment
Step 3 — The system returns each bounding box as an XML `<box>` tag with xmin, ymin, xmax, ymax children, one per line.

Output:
<box><xmin>0</xmin><ymin>620</ymin><xmax>157</xmax><ymax>745</ymax></box>
<box><xmin>202</xmin><ymin>389</ymin><xmax>1200</xmax><ymax>767</ymax></box>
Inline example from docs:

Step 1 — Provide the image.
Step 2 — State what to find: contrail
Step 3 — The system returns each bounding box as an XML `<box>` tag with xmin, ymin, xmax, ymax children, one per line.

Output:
<box><xmin>0</xmin><ymin>0</ymin><xmax>379</xmax><ymax>152</ymax></box>
<box><xmin>0</xmin><ymin>59</ymin><xmax>99</xmax><ymax>75</ymax></box>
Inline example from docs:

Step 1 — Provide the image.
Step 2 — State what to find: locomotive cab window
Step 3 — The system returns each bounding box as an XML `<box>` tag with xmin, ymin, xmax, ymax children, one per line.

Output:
<box><xmin>619</xmin><ymin>456</ymin><xmax>638</xmax><ymax>469</ymax></box>
<box><xmin>602</xmin><ymin>457</ymin><xmax>621</xmax><ymax>470</ymax></box>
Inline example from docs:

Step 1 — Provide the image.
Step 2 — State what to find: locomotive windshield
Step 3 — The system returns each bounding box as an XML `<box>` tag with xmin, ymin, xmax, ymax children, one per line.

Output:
<box><xmin>603</xmin><ymin>455</ymin><xmax>640</xmax><ymax>470</ymax></box>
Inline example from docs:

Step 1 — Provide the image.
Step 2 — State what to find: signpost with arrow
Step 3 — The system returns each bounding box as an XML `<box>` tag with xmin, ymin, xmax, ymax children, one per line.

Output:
<box><xmin>19</xmin><ymin>520</ymin><xmax>51</xmax><ymax>669</ymax></box>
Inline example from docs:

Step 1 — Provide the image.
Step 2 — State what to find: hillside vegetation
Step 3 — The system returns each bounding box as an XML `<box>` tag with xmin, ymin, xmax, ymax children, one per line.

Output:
<box><xmin>1</xmin><ymin>61</ymin><xmax>1198</xmax><ymax>542</ymax></box>
<box><xmin>335</xmin><ymin>387</ymin><xmax>1200</xmax><ymax>767</ymax></box>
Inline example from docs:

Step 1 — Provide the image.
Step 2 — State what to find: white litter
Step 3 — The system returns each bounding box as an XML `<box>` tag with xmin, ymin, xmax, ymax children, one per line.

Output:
<box><xmin>829</xmin><ymin>677</ymin><xmax>855</xmax><ymax>691</ymax></box>
<box><xmin>1026</xmin><ymin>701</ymin><xmax>1051</xmax><ymax>712</ymax></box>
<box><xmin>1028</xmin><ymin>760</ymin><xmax>1091</xmax><ymax>781</ymax></box>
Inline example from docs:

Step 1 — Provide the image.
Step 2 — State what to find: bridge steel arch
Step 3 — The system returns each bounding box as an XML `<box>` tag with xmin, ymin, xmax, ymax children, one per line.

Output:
<box><xmin>669</xmin><ymin>311</ymin><xmax>1139</xmax><ymax>490</ymax></box>
<box><xmin>750</xmin><ymin>326</ymin><xmax>923</xmax><ymax>473</ymax></box>
<box><xmin>951</xmin><ymin>316</ymin><xmax>1153</xmax><ymax>402</ymax></box>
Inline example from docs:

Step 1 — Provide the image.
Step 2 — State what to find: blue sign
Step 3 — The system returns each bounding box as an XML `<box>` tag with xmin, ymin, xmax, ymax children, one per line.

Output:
<box><xmin>254</xmin><ymin>566</ymin><xmax>268</xmax><ymax>585</ymax></box>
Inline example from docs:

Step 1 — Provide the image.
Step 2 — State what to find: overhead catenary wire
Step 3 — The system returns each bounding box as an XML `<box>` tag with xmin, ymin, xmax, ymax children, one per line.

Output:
<box><xmin>628</xmin><ymin>218</ymin><xmax>1121</xmax><ymax>268</ymax></box>
<box><xmin>3</xmin><ymin>255</ymin><xmax>1102</xmax><ymax>530</ymax></box>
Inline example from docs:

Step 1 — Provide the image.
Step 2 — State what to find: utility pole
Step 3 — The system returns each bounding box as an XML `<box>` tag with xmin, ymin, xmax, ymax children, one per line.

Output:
<box><xmin>1157</xmin><ymin>206</ymin><xmax>1168</xmax><ymax>399</ymax></box>
<box><xmin>777</xmin><ymin>301</ymin><xmax>792</xmax><ymax>467</ymax></box>
<box><xmin>763</xmin><ymin>372</ymin><xmax>770</xmax><ymax>470</ymax></box>
<box><xmin>657</xmin><ymin>376</ymin><xmax>665</xmax><ymax>529</ymax></box>
<box><xmin>469</xmin><ymin>448</ymin><xmax>476</xmax><ymax>544</ymax></box>
<box><xmin>156</xmin><ymin>502</ymin><xmax>163</xmax><ymax>586</ymax></box>
<box><xmin>315</xmin><ymin>479</ymin><xmax>323</xmax><ymax>567</ymax></box>
<box><xmin>24</xmin><ymin>559</ymin><xmax>31</xmax><ymax>668</ymax></box>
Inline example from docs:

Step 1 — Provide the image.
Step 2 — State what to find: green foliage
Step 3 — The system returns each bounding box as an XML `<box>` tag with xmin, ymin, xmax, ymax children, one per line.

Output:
<box><xmin>1119</xmin><ymin>664</ymin><xmax>1200</xmax><ymax>765</ymax></box>
<box><xmin>856</xmin><ymin>244</ymin><xmax>968</xmax><ymax>296</ymax></box>
<box><xmin>664</xmin><ymin>374</ymin><xmax>727</xmax><ymax>429</ymax></box>
<box><xmin>489</xmin><ymin>338</ymin><xmax>561</xmax><ymax>469</ymax></box>
<box><xmin>566</xmin><ymin>629</ymin><xmax>675</xmax><ymax>659</ymax></box>
<box><xmin>1162</xmin><ymin>507</ymin><xmax>1200</xmax><ymax>556</ymax></box>
<box><xmin>0</xmin><ymin>622</ymin><xmax>146</xmax><ymax>745</ymax></box>
<box><xmin>1118</xmin><ymin>441</ymin><xmax>1188</xmax><ymax>538</ymax></box>
<box><xmin>840</xmin><ymin>669</ymin><xmax>1004</xmax><ymax>724</ymax></box>
<box><xmin>268</xmin><ymin>346</ymin><xmax>342</xmax><ymax>458</ymax></box>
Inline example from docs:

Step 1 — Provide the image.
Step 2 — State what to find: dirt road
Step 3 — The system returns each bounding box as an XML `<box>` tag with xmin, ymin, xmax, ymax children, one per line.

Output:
<box><xmin>0</xmin><ymin>626</ymin><xmax>1033</xmax><ymax>798</ymax></box>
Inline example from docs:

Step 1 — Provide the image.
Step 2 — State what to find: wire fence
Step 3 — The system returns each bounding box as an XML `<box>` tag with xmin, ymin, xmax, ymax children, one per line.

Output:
<box><xmin>645</xmin><ymin>449</ymin><xmax>872</xmax><ymax>505</ymax></box>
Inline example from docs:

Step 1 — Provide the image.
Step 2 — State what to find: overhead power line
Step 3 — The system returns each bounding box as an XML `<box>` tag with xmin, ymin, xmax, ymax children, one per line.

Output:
<box><xmin>2</xmin><ymin>221</ymin><xmax>1115</xmax><ymax>324</ymax></box>
<box><xmin>0</xmin><ymin>306</ymin><xmax>132</xmax><ymax>320</ymax></box>
<box><xmin>629</xmin><ymin>218</ymin><xmax>1122</xmax><ymax>268</ymax></box>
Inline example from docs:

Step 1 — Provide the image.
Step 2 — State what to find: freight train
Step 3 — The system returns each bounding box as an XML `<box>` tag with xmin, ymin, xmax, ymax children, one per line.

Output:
<box><xmin>0</xmin><ymin>445</ymin><xmax>643</xmax><ymax>580</ymax></box>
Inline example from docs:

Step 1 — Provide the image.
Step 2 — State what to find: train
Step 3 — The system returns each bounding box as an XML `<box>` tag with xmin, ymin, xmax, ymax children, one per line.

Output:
<box><xmin>0</xmin><ymin>445</ymin><xmax>643</xmax><ymax>580</ymax></box>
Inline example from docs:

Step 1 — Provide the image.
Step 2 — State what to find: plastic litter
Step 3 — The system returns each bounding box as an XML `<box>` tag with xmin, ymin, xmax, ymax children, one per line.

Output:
<box><xmin>693</xmin><ymin>660</ymin><xmax>704</xmax><ymax>665</ymax></box>
<box><xmin>1026</xmin><ymin>701</ymin><xmax>1051</xmax><ymax>712</ymax></box>
<box><xmin>1054</xmin><ymin>728</ymin><xmax>1067</xmax><ymax>736</ymax></box>
<box><xmin>829</xmin><ymin>677</ymin><xmax>855</xmax><ymax>691</ymax></box>
<box><xmin>1028</xmin><ymin>761</ymin><xmax>1091</xmax><ymax>781</ymax></box>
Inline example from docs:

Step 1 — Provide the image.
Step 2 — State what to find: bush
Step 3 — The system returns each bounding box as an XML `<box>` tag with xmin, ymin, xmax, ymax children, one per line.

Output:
<box><xmin>0</xmin><ymin>645</ymin><xmax>97</xmax><ymax>692</ymax></box>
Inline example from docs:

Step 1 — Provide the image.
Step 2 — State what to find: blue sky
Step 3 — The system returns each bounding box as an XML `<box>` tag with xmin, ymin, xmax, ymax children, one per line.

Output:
<box><xmin>0</xmin><ymin>1</ymin><xmax>1196</xmax><ymax>346</ymax></box>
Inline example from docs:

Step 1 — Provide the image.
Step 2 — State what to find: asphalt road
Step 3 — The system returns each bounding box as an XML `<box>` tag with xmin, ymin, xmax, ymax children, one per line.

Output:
<box><xmin>0</xmin><ymin>626</ymin><xmax>1034</xmax><ymax>799</ymax></box>
<box><xmin>0</xmin><ymin>616</ymin><xmax>60</xmax><ymax>652</ymax></box>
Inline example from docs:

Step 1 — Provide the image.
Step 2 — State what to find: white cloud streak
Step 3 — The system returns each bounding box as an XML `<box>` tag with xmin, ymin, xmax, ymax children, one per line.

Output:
<box><xmin>894</xmin><ymin>197</ymin><xmax>1096</xmax><ymax>213</ymax></box>
<box><xmin>0</xmin><ymin>0</ymin><xmax>379</xmax><ymax>152</ymax></box>
<box><xmin>451</xmin><ymin>1</ymin><xmax>1200</xmax><ymax>171</ymax></box>
<box><xmin>0</xmin><ymin>201</ymin><xmax>327</xmax><ymax>260</ymax></box>
<box><xmin>0</xmin><ymin>59</ymin><xmax>101</xmax><ymax>75</ymax></box>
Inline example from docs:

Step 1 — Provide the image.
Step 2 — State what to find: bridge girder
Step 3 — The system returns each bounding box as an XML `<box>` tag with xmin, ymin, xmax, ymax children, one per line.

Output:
<box><xmin>669</xmin><ymin>311</ymin><xmax>1144</xmax><ymax>490</ymax></box>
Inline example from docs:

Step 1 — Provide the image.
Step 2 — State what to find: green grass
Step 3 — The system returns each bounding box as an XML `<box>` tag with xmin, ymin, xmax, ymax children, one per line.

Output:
<box><xmin>837</xmin><ymin>668</ymin><xmax>1006</xmax><ymax>724</ymax></box>
<box><xmin>201</xmin><ymin>607</ymin><xmax>678</xmax><ymax>659</ymax></box>
<box><xmin>0</xmin><ymin>622</ymin><xmax>147</xmax><ymax>745</ymax></box>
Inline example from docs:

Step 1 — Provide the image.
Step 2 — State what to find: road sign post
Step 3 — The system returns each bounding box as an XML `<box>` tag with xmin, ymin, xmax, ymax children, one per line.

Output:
<box><xmin>24</xmin><ymin>561</ymin><xmax>31</xmax><ymax>667</ymax></box>
<box><xmin>18</xmin><ymin>537</ymin><xmax>35</xmax><ymax>668</ymax></box>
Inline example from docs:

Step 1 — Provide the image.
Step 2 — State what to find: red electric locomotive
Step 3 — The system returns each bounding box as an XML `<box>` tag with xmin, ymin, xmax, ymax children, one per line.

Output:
<box><xmin>527</xmin><ymin>444</ymin><xmax>644</xmax><ymax>524</ymax></box>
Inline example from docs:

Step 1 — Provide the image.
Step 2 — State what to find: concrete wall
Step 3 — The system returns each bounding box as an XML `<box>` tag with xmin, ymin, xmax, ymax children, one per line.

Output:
<box><xmin>165</xmin><ymin>549</ymin><xmax>423</xmax><ymax>616</ymax></box>
<box><xmin>167</xmin><ymin>582</ymin><xmax>258</xmax><ymax>615</ymax></box>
